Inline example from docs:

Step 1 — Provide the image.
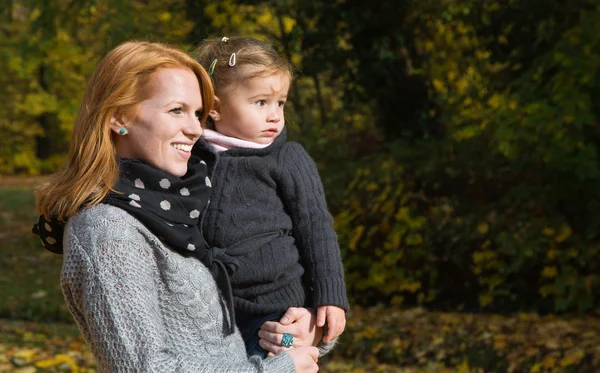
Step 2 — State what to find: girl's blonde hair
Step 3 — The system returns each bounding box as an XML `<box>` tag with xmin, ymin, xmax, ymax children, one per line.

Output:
<box><xmin>37</xmin><ymin>41</ymin><xmax>214</xmax><ymax>221</ymax></box>
<box><xmin>192</xmin><ymin>36</ymin><xmax>294</xmax><ymax>127</ymax></box>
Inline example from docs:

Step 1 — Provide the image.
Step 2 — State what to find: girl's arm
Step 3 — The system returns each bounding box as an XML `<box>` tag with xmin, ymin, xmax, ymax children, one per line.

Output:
<box><xmin>278</xmin><ymin>143</ymin><xmax>350</xmax><ymax>312</ymax></box>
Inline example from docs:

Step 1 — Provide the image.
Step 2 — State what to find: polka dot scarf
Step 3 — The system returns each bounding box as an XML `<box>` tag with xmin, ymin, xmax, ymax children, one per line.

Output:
<box><xmin>34</xmin><ymin>156</ymin><xmax>211</xmax><ymax>258</ymax></box>
<box><xmin>104</xmin><ymin>156</ymin><xmax>212</xmax><ymax>256</ymax></box>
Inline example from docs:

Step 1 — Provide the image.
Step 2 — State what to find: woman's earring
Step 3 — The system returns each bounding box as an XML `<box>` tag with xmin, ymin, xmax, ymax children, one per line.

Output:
<box><xmin>213</xmin><ymin>114</ymin><xmax>221</xmax><ymax>121</ymax></box>
<box><xmin>119</xmin><ymin>128</ymin><xmax>127</xmax><ymax>135</ymax></box>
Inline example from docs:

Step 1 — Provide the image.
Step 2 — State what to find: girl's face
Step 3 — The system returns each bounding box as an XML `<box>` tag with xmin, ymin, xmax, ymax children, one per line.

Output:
<box><xmin>112</xmin><ymin>68</ymin><xmax>204</xmax><ymax>177</ymax></box>
<box><xmin>212</xmin><ymin>65</ymin><xmax>290</xmax><ymax>144</ymax></box>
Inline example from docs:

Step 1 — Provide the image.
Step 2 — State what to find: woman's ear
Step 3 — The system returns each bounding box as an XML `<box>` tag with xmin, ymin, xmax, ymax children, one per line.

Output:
<box><xmin>209</xmin><ymin>96</ymin><xmax>221</xmax><ymax>121</ymax></box>
<box><xmin>109</xmin><ymin>112</ymin><xmax>129</xmax><ymax>135</ymax></box>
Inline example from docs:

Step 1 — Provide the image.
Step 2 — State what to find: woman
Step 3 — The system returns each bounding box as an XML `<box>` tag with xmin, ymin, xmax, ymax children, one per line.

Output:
<box><xmin>35</xmin><ymin>41</ymin><xmax>319</xmax><ymax>373</ymax></box>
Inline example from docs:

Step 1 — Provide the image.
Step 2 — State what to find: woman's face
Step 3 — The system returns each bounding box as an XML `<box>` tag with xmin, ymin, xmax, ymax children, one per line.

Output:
<box><xmin>113</xmin><ymin>68</ymin><xmax>204</xmax><ymax>177</ymax></box>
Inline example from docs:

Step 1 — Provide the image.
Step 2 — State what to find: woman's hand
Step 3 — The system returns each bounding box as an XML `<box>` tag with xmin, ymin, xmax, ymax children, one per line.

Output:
<box><xmin>286</xmin><ymin>346</ymin><xmax>319</xmax><ymax>373</ymax></box>
<box><xmin>258</xmin><ymin>307</ymin><xmax>323</xmax><ymax>355</ymax></box>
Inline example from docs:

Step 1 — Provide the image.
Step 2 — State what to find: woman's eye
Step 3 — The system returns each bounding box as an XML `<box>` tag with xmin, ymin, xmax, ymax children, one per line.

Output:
<box><xmin>278</xmin><ymin>101</ymin><xmax>286</xmax><ymax>108</ymax></box>
<box><xmin>255</xmin><ymin>100</ymin><xmax>266</xmax><ymax>106</ymax></box>
<box><xmin>195</xmin><ymin>110</ymin><xmax>202</xmax><ymax>119</ymax></box>
<box><xmin>170</xmin><ymin>107</ymin><xmax>183</xmax><ymax>115</ymax></box>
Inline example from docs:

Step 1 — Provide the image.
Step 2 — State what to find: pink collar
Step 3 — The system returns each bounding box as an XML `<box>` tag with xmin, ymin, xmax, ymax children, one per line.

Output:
<box><xmin>202</xmin><ymin>129</ymin><xmax>272</xmax><ymax>152</ymax></box>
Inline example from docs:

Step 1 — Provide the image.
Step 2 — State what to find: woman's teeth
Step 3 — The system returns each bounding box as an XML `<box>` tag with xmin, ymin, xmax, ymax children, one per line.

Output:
<box><xmin>171</xmin><ymin>144</ymin><xmax>192</xmax><ymax>152</ymax></box>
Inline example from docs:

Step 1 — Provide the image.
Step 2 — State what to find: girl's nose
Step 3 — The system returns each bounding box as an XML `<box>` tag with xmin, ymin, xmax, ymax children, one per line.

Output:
<box><xmin>267</xmin><ymin>108</ymin><xmax>280</xmax><ymax>123</ymax></box>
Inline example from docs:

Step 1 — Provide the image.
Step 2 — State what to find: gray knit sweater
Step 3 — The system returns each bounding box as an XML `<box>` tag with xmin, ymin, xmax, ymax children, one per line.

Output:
<box><xmin>61</xmin><ymin>204</ymin><xmax>296</xmax><ymax>373</ymax></box>
<box><xmin>198</xmin><ymin>130</ymin><xmax>349</xmax><ymax>314</ymax></box>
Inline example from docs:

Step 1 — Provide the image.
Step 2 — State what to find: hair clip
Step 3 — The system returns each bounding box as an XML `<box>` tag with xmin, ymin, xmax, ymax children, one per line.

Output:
<box><xmin>228</xmin><ymin>53</ymin><xmax>236</xmax><ymax>67</ymax></box>
<box><xmin>221</xmin><ymin>36</ymin><xmax>229</xmax><ymax>42</ymax></box>
<box><xmin>208</xmin><ymin>59</ymin><xmax>217</xmax><ymax>75</ymax></box>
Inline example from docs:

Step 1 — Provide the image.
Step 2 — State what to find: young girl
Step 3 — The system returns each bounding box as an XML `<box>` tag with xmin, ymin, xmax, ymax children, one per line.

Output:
<box><xmin>192</xmin><ymin>36</ymin><xmax>349</xmax><ymax>357</ymax></box>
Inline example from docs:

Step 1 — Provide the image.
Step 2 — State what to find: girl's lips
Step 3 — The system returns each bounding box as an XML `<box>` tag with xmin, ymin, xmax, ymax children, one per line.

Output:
<box><xmin>262</xmin><ymin>129</ymin><xmax>278</xmax><ymax>137</ymax></box>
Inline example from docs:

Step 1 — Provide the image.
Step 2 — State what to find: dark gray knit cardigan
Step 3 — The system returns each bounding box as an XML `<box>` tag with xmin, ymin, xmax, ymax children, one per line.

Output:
<box><xmin>195</xmin><ymin>129</ymin><xmax>349</xmax><ymax>314</ymax></box>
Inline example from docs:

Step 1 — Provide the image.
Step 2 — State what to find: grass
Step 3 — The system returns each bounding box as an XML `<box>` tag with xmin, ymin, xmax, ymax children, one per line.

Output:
<box><xmin>0</xmin><ymin>186</ymin><xmax>71</xmax><ymax>322</ymax></box>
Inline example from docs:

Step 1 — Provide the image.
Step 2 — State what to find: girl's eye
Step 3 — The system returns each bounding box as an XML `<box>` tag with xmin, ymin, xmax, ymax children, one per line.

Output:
<box><xmin>195</xmin><ymin>110</ymin><xmax>202</xmax><ymax>120</ymax></box>
<box><xmin>255</xmin><ymin>100</ymin><xmax>266</xmax><ymax>106</ymax></box>
<box><xmin>278</xmin><ymin>101</ymin><xmax>286</xmax><ymax>108</ymax></box>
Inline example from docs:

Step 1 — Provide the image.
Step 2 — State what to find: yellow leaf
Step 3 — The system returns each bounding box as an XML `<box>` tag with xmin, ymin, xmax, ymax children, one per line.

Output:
<box><xmin>432</xmin><ymin>79</ymin><xmax>446</xmax><ymax>93</ymax></box>
<box><xmin>14</xmin><ymin>349</ymin><xmax>37</xmax><ymax>361</ymax></box>
<box><xmin>457</xmin><ymin>360</ymin><xmax>470</xmax><ymax>373</ymax></box>
<box><xmin>541</xmin><ymin>354</ymin><xmax>557</xmax><ymax>367</ymax></box>
<box><xmin>257</xmin><ymin>11</ymin><xmax>273</xmax><ymax>25</ymax></box>
<box><xmin>366</xmin><ymin>182</ymin><xmax>378</xmax><ymax>191</ymax></box>
<box><xmin>282</xmin><ymin>17</ymin><xmax>296</xmax><ymax>34</ymax></box>
<box><xmin>477</xmin><ymin>222</ymin><xmax>489</xmax><ymax>235</ymax></box>
<box><xmin>542</xmin><ymin>266</ymin><xmax>558</xmax><ymax>278</ymax></box>
<box><xmin>35</xmin><ymin>354</ymin><xmax>76</xmax><ymax>368</ymax></box>
<box><xmin>479</xmin><ymin>294</ymin><xmax>493</xmax><ymax>307</ymax></box>
<box><xmin>395</xmin><ymin>207</ymin><xmax>410</xmax><ymax>222</ymax></box>
<box><xmin>348</xmin><ymin>225</ymin><xmax>365</xmax><ymax>251</ymax></box>
<box><xmin>158</xmin><ymin>12</ymin><xmax>172</xmax><ymax>22</ymax></box>
<box><xmin>475</xmin><ymin>50</ymin><xmax>491</xmax><ymax>60</ymax></box>
<box><xmin>456</xmin><ymin>78</ymin><xmax>469</xmax><ymax>94</ymax></box>
<box><xmin>559</xmin><ymin>348</ymin><xmax>585</xmax><ymax>367</ymax></box>
<box><xmin>401</xmin><ymin>281</ymin><xmax>421</xmax><ymax>293</ymax></box>
<box><xmin>530</xmin><ymin>362</ymin><xmax>542</xmax><ymax>373</ymax></box>
<box><xmin>405</xmin><ymin>233</ymin><xmax>423</xmax><ymax>245</ymax></box>
<box><xmin>493</xmin><ymin>334</ymin><xmax>507</xmax><ymax>350</ymax></box>
<box><xmin>555</xmin><ymin>224</ymin><xmax>572</xmax><ymax>243</ymax></box>
<box><xmin>487</xmin><ymin>94</ymin><xmax>503</xmax><ymax>109</ymax></box>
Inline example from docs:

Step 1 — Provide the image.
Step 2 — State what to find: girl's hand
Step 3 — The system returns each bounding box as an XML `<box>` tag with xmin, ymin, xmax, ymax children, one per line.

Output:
<box><xmin>316</xmin><ymin>305</ymin><xmax>346</xmax><ymax>343</ymax></box>
<box><xmin>258</xmin><ymin>307</ymin><xmax>323</xmax><ymax>355</ymax></box>
<box><xmin>286</xmin><ymin>346</ymin><xmax>319</xmax><ymax>373</ymax></box>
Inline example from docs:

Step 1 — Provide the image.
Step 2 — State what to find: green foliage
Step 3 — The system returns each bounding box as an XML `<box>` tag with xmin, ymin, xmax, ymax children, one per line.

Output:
<box><xmin>335</xmin><ymin>159</ymin><xmax>434</xmax><ymax>307</ymax></box>
<box><xmin>0</xmin><ymin>0</ymin><xmax>194</xmax><ymax>174</ymax></box>
<box><xmin>333</xmin><ymin>0</ymin><xmax>600</xmax><ymax>313</ymax></box>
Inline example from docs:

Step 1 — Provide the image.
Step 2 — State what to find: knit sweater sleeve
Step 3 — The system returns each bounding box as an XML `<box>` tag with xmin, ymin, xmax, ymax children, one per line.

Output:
<box><xmin>61</xmin><ymin>210</ymin><xmax>294</xmax><ymax>373</ymax></box>
<box><xmin>279</xmin><ymin>143</ymin><xmax>349</xmax><ymax>311</ymax></box>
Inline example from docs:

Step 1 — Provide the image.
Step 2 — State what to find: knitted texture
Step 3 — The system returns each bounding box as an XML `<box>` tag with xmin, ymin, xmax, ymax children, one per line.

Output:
<box><xmin>198</xmin><ymin>129</ymin><xmax>349</xmax><ymax>314</ymax></box>
<box><xmin>61</xmin><ymin>204</ymin><xmax>295</xmax><ymax>373</ymax></box>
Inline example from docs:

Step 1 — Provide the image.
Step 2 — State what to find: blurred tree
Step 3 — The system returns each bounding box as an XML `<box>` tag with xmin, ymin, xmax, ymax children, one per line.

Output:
<box><xmin>335</xmin><ymin>0</ymin><xmax>600</xmax><ymax>312</ymax></box>
<box><xmin>0</xmin><ymin>0</ymin><xmax>194</xmax><ymax>174</ymax></box>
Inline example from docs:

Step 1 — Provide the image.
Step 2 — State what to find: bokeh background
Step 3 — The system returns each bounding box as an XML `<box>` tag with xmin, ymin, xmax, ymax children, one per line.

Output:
<box><xmin>2</xmin><ymin>0</ymin><xmax>600</xmax><ymax>372</ymax></box>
